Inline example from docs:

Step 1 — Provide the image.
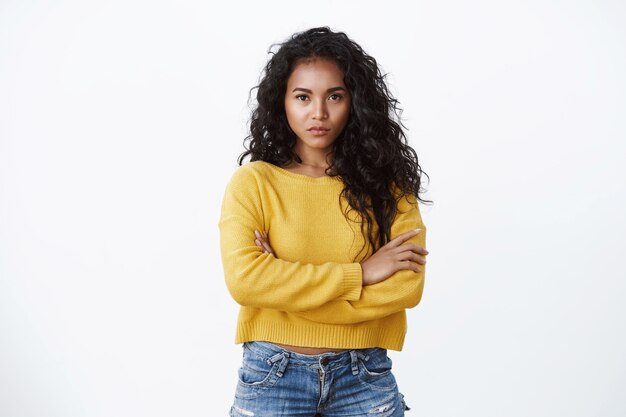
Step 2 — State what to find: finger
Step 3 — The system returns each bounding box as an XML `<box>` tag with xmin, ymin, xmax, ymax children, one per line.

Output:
<box><xmin>388</xmin><ymin>228</ymin><xmax>421</xmax><ymax>247</ymax></box>
<box><xmin>254</xmin><ymin>230</ymin><xmax>261</xmax><ymax>239</ymax></box>
<box><xmin>255</xmin><ymin>238</ymin><xmax>265</xmax><ymax>251</ymax></box>
<box><xmin>397</xmin><ymin>251</ymin><xmax>427</xmax><ymax>265</ymax></box>
<box><xmin>262</xmin><ymin>241</ymin><xmax>274</xmax><ymax>254</ymax></box>
<box><xmin>258</xmin><ymin>231</ymin><xmax>274</xmax><ymax>253</ymax></box>
<box><xmin>258</xmin><ymin>237</ymin><xmax>273</xmax><ymax>254</ymax></box>
<box><xmin>396</xmin><ymin>242</ymin><xmax>429</xmax><ymax>256</ymax></box>
<box><xmin>398</xmin><ymin>260</ymin><xmax>422</xmax><ymax>273</ymax></box>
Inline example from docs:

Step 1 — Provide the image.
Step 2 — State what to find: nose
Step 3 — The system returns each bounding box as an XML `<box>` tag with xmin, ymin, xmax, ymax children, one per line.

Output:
<box><xmin>312</xmin><ymin>98</ymin><xmax>328</xmax><ymax>120</ymax></box>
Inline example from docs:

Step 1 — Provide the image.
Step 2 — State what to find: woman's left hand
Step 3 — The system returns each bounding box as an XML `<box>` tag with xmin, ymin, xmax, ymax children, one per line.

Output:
<box><xmin>254</xmin><ymin>230</ymin><xmax>274</xmax><ymax>255</ymax></box>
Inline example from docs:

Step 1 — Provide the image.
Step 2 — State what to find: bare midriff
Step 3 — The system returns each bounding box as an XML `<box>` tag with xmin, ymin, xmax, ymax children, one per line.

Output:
<box><xmin>273</xmin><ymin>342</ymin><xmax>348</xmax><ymax>355</ymax></box>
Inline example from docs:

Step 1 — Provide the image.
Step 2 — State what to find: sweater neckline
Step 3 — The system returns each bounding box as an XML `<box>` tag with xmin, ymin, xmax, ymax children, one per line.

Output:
<box><xmin>261</xmin><ymin>161</ymin><xmax>342</xmax><ymax>184</ymax></box>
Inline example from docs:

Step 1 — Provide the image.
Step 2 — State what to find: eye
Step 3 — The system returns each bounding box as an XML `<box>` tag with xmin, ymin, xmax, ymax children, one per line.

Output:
<box><xmin>329</xmin><ymin>93</ymin><xmax>342</xmax><ymax>101</ymax></box>
<box><xmin>295</xmin><ymin>95</ymin><xmax>309</xmax><ymax>101</ymax></box>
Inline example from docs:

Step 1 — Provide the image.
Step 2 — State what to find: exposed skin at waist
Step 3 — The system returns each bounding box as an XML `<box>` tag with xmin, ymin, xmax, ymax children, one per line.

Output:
<box><xmin>272</xmin><ymin>342</ymin><xmax>348</xmax><ymax>355</ymax></box>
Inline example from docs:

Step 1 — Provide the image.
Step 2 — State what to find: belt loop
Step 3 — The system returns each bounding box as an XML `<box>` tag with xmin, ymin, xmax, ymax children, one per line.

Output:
<box><xmin>266</xmin><ymin>349</ymin><xmax>290</xmax><ymax>378</ymax></box>
<box><xmin>349</xmin><ymin>350</ymin><xmax>359</xmax><ymax>375</ymax></box>
<box><xmin>276</xmin><ymin>352</ymin><xmax>289</xmax><ymax>377</ymax></box>
<box><xmin>267</xmin><ymin>352</ymin><xmax>284</xmax><ymax>365</ymax></box>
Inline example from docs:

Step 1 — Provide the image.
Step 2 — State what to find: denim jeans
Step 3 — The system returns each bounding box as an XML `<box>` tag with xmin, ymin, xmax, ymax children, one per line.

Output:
<box><xmin>230</xmin><ymin>341</ymin><xmax>409</xmax><ymax>417</ymax></box>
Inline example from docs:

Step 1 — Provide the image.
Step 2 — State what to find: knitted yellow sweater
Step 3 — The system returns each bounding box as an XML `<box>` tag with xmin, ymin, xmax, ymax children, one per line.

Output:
<box><xmin>218</xmin><ymin>161</ymin><xmax>427</xmax><ymax>351</ymax></box>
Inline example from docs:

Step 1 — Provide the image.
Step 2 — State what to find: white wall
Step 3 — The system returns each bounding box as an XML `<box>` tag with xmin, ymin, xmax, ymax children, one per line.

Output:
<box><xmin>1</xmin><ymin>1</ymin><xmax>624</xmax><ymax>416</ymax></box>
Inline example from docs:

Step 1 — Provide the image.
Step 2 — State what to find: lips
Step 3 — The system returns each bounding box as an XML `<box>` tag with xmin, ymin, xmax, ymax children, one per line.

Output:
<box><xmin>308</xmin><ymin>127</ymin><xmax>329</xmax><ymax>132</ymax></box>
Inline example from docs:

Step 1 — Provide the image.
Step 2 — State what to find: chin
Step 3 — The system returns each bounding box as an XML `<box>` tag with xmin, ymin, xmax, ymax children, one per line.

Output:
<box><xmin>303</xmin><ymin>139</ymin><xmax>336</xmax><ymax>149</ymax></box>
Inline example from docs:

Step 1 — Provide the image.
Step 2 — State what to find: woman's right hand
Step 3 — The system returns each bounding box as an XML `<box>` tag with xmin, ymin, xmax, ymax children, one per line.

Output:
<box><xmin>360</xmin><ymin>228</ymin><xmax>428</xmax><ymax>286</ymax></box>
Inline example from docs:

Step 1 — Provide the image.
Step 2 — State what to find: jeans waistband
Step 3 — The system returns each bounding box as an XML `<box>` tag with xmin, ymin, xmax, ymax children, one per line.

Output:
<box><xmin>243</xmin><ymin>341</ymin><xmax>387</xmax><ymax>368</ymax></box>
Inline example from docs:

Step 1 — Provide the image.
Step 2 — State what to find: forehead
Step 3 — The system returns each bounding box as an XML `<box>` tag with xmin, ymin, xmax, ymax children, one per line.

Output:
<box><xmin>286</xmin><ymin>58</ymin><xmax>345</xmax><ymax>88</ymax></box>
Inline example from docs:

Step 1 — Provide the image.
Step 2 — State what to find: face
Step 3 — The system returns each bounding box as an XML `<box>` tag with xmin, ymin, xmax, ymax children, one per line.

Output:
<box><xmin>284</xmin><ymin>58</ymin><xmax>351</xmax><ymax>158</ymax></box>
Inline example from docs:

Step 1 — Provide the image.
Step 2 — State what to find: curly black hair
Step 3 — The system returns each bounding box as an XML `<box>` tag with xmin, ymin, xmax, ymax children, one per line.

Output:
<box><xmin>238</xmin><ymin>26</ymin><xmax>431</xmax><ymax>259</ymax></box>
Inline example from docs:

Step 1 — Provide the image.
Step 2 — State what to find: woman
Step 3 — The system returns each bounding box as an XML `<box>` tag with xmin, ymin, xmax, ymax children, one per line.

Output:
<box><xmin>219</xmin><ymin>26</ymin><xmax>430</xmax><ymax>417</ymax></box>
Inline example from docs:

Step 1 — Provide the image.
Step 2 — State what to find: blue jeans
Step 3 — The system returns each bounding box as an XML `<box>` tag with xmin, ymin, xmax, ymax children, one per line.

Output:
<box><xmin>230</xmin><ymin>341</ymin><xmax>409</xmax><ymax>417</ymax></box>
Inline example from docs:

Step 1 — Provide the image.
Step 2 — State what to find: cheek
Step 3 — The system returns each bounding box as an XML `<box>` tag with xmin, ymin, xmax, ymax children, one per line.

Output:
<box><xmin>284</xmin><ymin>106</ymin><xmax>297</xmax><ymax>128</ymax></box>
<box><xmin>285</xmin><ymin>103</ymin><xmax>304</xmax><ymax>123</ymax></box>
<box><xmin>337</xmin><ymin>105</ymin><xmax>351</xmax><ymax>125</ymax></box>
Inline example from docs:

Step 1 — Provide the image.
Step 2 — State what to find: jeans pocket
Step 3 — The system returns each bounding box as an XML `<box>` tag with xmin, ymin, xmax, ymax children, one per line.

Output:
<box><xmin>237</xmin><ymin>345</ymin><xmax>278</xmax><ymax>387</ymax></box>
<box><xmin>360</xmin><ymin>359</ymin><xmax>392</xmax><ymax>377</ymax></box>
<box><xmin>235</xmin><ymin>344</ymin><xmax>283</xmax><ymax>400</ymax></box>
<box><xmin>357</xmin><ymin>354</ymin><xmax>397</xmax><ymax>391</ymax></box>
<box><xmin>237</xmin><ymin>362</ymin><xmax>277</xmax><ymax>387</ymax></box>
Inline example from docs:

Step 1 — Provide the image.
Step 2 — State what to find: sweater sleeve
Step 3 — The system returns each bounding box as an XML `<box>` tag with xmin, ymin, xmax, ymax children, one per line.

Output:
<box><xmin>293</xmin><ymin>193</ymin><xmax>426</xmax><ymax>324</ymax></box>
<box><xmin>218</xmin><ymin>166</ymin><xmax>363</xmax><ymax>312</ymax></box>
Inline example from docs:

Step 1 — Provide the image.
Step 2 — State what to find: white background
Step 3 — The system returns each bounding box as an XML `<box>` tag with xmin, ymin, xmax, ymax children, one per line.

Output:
<box><xmin>1</xmin><ymin>0</ymin><xmax>625</xmax><ymax>416</ymax></box>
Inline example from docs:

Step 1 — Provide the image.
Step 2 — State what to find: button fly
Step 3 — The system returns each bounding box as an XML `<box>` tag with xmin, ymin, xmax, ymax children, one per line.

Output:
<box><xmin>320</xmin><ymin>357</ymin><xmax>330</xmax><ymax>366</ymax></box>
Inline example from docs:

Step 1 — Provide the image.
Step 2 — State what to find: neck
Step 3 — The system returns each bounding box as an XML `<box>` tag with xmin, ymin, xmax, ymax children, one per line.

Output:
<box><xmin>293</xmin><ymin>144</ymin><xmax>333</xmax><ymax>169</ymax></box>
<box><xmin>297</xmin><ymin>160</ymin><xmax>329</xmax><ymax>169</ymax></box>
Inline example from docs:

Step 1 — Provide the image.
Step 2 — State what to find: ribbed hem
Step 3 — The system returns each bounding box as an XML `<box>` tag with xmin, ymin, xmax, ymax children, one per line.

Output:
<box><xmin>235</xmin><ymin>319</ymin><xmax>407</xmax><ymax>351</ymax></box>
<box><xmin>341</xmin><ymin>263</ymin><xmax>362</xmax><ymax>301</ymax></box>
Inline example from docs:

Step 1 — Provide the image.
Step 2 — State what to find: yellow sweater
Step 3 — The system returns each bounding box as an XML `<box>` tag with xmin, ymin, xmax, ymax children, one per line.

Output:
<box><xmin>218</xmin><ymin>161</ymin><xmax>427</xmax><ymax>351</ymax></box>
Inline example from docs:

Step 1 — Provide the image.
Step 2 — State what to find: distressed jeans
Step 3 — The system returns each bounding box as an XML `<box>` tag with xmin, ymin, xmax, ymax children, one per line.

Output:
<box><xmin>230</xmin><ymin>341</ymin><xmax>409</xmax><ymax>417</ymax></box>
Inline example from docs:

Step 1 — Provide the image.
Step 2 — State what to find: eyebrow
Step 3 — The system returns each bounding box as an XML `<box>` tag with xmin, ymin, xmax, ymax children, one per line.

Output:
<box><xmin>291</xmin><ymin>87</ymin><xmax>347</xmax><ymax>93</ymax></box>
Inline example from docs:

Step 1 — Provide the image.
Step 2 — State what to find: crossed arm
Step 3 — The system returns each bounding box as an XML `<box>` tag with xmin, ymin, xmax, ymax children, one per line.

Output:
<box><xmin>253</xmin><ymin>195</ymin><xmax>428</xmax><ymax>324</ymax></box>
<box><xmin>219</xmin><ymin>167</ymin><xmax>428</xmax><ymax>323</ymax></box>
